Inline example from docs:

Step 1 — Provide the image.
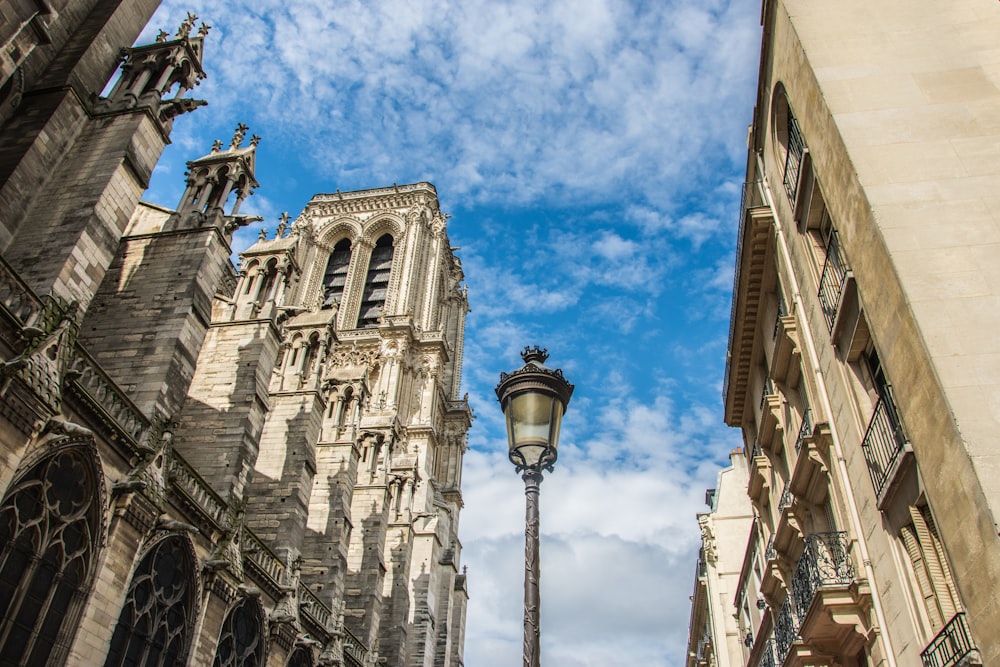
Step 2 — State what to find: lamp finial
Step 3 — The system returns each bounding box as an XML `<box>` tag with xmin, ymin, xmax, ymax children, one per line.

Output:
<box><xmin>521</xmin><ymin>346</ymin><xmax>548</xmax><ymax>365</ymax></box>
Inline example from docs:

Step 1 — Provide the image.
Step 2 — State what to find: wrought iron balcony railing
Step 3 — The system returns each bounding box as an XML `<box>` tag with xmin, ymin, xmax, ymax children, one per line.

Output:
<box><xmin>778</xmin><ymin>480</ymin><xmax>793</xmax><ymax>511</ymax></box>
<box><xmin>760</xmin><ymin>375</ymin><xmax>776</xmax><ymax>412</ymax></box>
<box><xmin>773</xmin><ymin>293</ymin><xmax>788</xmax><ymax>340</ymax></box>
<box><xmin>774</xmin><ymin>599</ymin><xmax>797</xmax><ymax>662</ymax></box>
<box><xmin>782</xmin><ymin>116</ymin><xmax>805</xmax><ymax>202</ymax></box>
<box><xmin>759</xmin><ymin>638</ymin><xmax>777</xmax><ymax>667</ymax></box>
<box><xmin>765</xmin><ymin>535</ymin><xmax>776</xmax><ymax>563</ymax></box>
<box><xmin>920</xmin><ymin>612</ymin><xmax>978</xmax><ymax>667</ymax></box>
<box><xmin>860</xmin><ymin>386</ymin><xmax>909</xmax><ymax>498</ymax></box>
<box><xmin>817</xmin><ymin>230</ymin><xmax>848</xmax><ymax>332</ymax></box>
<box><xmin>790</xmin><ymin>531</ymin><xmax>855</xmax><ymax>618</ymax></box>
<box><xmin>794</xmin><ymin>408</ymin><xmax>813</xmax><ymax>453</ymax></box>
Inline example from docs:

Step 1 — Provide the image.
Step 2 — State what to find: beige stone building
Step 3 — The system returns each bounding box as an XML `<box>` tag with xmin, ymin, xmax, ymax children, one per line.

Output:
<box><xmin>0</xmin><ymin>2</ymin><xmax>471</xmax><ymax>666</ymax></box>
<box><xmin>685</xmin><ymin>451</ymin><xmax>754</xmax><ymax>667</ymax></box>
<box><xmin>712</xmin><ymin>0</ymin><xmax>1000</xmax><ymax>666</ymax></box>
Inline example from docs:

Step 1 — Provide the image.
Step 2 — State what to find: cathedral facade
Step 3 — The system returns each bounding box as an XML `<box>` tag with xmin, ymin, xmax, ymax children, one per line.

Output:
<box><xmin>0</xmin><ymin>2</ymin><xmax>471</xmax><ymax>666</ymax></box>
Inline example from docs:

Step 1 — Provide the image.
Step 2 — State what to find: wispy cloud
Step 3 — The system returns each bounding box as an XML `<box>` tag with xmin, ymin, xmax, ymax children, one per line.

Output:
<box><xmin>140</xmin><ymin>1</ymin><xmax>761</xmax><ymax>666</ymax></box>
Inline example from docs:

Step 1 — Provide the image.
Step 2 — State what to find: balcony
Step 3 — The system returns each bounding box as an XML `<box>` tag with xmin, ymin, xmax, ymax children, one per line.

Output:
<box><xmin>817</xmin><ymin>231</ymin><xmax>849</xmax><ymax>333</ymax></box>
<box><xmin>794</xmin><ymin>409</ymin><xmax>812</xmax><ymax>454</ymax></box>
<box><xmin>791</xmin><ymin>532</ymin><xmax>872</xmax><ymax>657</ymax></box>
<box><xmin>774</xmin><ymin>599</ymin><xmax>798</xmax><ymax>663</ymax></box>
<box><xmin>748</xmin><ymin>451</ymin><xmax>773</xmax><ymax>509</ymax></box>
<box><xmin>790</xmin><ymin>417</ymin><xmax>830</xmax><ymax>507</ymax></box>
<box><xmin>921</xmin><ymin>613</ymin><xmax>981</xmax><ymax>667</ymax></box>
<box><xmin>770</xmin><ymin>310</ymin><xmax>800</xmax><ymax>387</ymax></box>
<box><xmin>782</xmin><ymin>116</ymin><xmax>805</xmax><ymax>203</ymax></box>
<box><xmin>757</xmin><ymin>379</ymin><xmax>784</xmax><ymax>455</ymax></box>
<box><xmin>860</xmin><ymin>386</ymin><xmax>914</xmax><ymax>509</ymax></box>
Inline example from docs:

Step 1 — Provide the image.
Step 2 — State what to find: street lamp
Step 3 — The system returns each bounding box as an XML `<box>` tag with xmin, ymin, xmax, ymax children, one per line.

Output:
<box><xmin>495</xmin><ymin>346</ymin><xmax>573</xmax><ymax>667</ymax></box>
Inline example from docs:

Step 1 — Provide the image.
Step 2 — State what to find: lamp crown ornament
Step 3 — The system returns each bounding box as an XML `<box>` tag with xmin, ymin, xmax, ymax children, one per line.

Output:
<box><xmin>521</xmin><ymin>346</ymin><xmax>548</xmax><ymax>364</ymax></box>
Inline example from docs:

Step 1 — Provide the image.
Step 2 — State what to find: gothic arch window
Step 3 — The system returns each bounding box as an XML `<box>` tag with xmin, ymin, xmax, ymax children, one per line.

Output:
<box><xmin>212</xmin><ymin>597</ymin><xmax>265</xmax><ymax>667</ymax></box>
<box><xmin>286</xmin><ymin>646</ymin><xmax>314</xmax><ymax>667</ymax></box>
<box><xmin>339</xmin><ymin>386</ymin><xmax>355</xmax><ymax>432</ymax></box>
<box><xmin>256</xmin><ymin>259</ymin><xmax>279</xmax><ymax>310</ymax></box>
<box><xmin>323</xmin><ymin>238</ymin><xmax>353</xmax><ymax>310</ymax></box>
<box><xmin>299</xmin><ymin>333</ymin><xmax>321</xmax><ymax>386</ymax></box>
<box><xmin>357</xmin><ymin>233</ymin><xmax>395</xmax><ymax>328</ymax></box>
<box><xmin>104</xmin><ymin>535</ymin><xmax>196</xmax><ymax>667</ymax></box>
<box><xmin>0</xmin><ymin>447</ymin><xmax>101</xmax><ymax>665</ymax></box>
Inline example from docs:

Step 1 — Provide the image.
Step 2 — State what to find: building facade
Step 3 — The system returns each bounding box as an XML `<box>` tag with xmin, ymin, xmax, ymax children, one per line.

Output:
<box><xmin>685</xmin><ymin>451</ymin><xmax>754</xmax><ymax>667</ymax></box>
<box><xmin>0</xmin><ymin>2</ymin><xmax>471</xmax><ymax>666</ymax></box>
<box><xmin>709</xmin><ymin>0</ymin><xmax>1000</xmax><ymax>666</ymax></box>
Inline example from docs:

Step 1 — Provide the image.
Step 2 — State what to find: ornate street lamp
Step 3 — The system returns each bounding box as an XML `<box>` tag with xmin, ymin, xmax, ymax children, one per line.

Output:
<box><xmin>495</xmin><ymin>346</ymin><xmax>573</xmax><ymax>667</ymax></box>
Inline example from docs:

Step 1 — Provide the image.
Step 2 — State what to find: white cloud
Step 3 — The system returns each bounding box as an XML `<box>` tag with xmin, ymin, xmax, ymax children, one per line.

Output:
<box><xmin>139</xmin><ymin>2</ymin><xmax>761</xmax><ymax>666</ymax></box>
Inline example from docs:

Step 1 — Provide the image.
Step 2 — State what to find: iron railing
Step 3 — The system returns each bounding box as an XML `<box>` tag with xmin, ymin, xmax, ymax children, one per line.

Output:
<box><xmin>860</xmin><ymin>386</ymin><xmax>909</xmax><ymax>498</ymax></box>
<box><xmin>782</xmin><ymin>115</ymin><xmax>805</xmax><ymax>202</ymax></box>
<box><xmin>759</xmin><ymin>638</ymin><xmax>777</xmax><ymax>667</ymax></box>
<box><xmin>818</xmin><ymin>230</ymin><xmax>848</xmax><ymax>331</ymax></box>
<box><xmin>774</xmin><ymin>600</ymin><xmax>797</xmax><ymax>662</ymax></box>
<box><xmin>795</xmin><ymin>408</ymin><xmax>813</xmax><ymax>453</ymax></box>
<box><xmin>778</xmin><ymin>480</ymin><xmax>793</xmax><ymax>511</ymax></box>
<box><xmin>765</xmin><ymin>535</ymin><xmax>776</xmax><ymax>563</ymax></box>
<box><xmin>921</xmin><ymin>613</ymin><xmax>978</xmax><ymax>667</ymax></box>
<box><xmin>773</xmin><ymin>292</ymin><xmax>788</xmax><ymax>340</ymax></box>
<box><xmin>723</xmin><ymin>180</ymin><xmax>768</xmax><ymax>408</ymax></box>
<box><xmin>790</xmin><ymin>532</ymin><xmax>854</xmax><ymax>618</ymax></box>
<box><xmin>760</xmin><ymin>375</ymin><xmax>776</xmax><ymax>412</ymax></box>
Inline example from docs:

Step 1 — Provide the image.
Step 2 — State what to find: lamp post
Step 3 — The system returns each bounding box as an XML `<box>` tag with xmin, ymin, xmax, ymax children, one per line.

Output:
<box><xmin>495</xmin><ymin>346</ymin><xmax>574</xmax><ymax>667</ymax></box>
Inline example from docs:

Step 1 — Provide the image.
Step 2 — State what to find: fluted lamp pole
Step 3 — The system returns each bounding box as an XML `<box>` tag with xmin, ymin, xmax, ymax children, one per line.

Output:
<box><xmin>495</xmin><ymin>346</ymin><xmax>574</xmax><ymax>667</ymax></box>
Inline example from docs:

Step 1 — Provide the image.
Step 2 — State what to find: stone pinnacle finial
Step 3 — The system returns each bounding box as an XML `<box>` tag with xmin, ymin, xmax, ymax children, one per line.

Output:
<box><xmin>231</xmin><ymin>123</ymin><xmax>249</xmax><ymax>149</ymax></box>
<box><xmin>211</xmin><ymin>139</ymin><xmax>222</xmax><ymax>153</ymax></box>
<box><xmin>521</xmin><ymin>346</ymin><xmax>548</xmax><ymax>364</ymax></box>
<box><xmin>155</xmin><ymin>29</ymin><xmax>169</xmax><ymax>43</ymax></box>
<box><xmin>277</xmin><ymin>212</ymin><xmax>289</xmax><ymax>237</ymax></box>
<box><xmin>176</xmin><ymin>12</ymin><xmax>198</xmax><ymax>38</ymax></box>
<box><xmin>198</xmin><ymin>22</ymin><xmax>211</xmax><ymax>38</ymax></box>
<box><xmin>249</xmin><ymin>134</ymin><xmax>261</xmax><ymax>148</ymax></box>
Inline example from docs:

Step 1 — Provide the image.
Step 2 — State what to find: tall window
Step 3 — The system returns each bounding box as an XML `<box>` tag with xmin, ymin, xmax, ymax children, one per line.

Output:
<box><xmin>104</xmin><ymin>536</ymin><xmax>196</xmax><ymax>667</ymax></box>
<box><xmin>212</xmin><ymin>598</ymin><xmax>264</xmax><ymax>667</ymax></box>
<box><xmin>357</xmin><ymin>234</ymin><xmax>394</xmax><ymax>328</ymax></box>
<box><xmin>322</xmin><ymin>238</ymin><xmax>352</xmax><ymax>310</ymax></box>
<box><xmin>0</xmin><ymin>448</ymin><xmax>100</xmax><ymax>665</ymax></box>
<box><xmin>901</xmin><ymin>504</ymin><xmax>961</xmax><ymax>632</ymax></box>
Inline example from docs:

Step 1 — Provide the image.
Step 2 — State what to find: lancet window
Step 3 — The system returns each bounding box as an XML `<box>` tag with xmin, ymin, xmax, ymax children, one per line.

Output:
<box><xmin>0</xmin><ymin>448</ymin><xmax>101</xmax><ymax>665</ymax></box>
<box><xmin>104</xmin><ymin>535</ymin><xmax>196</xmax><ymax>667</ymax></box>
<box><xmin>357</xmin><ymin>234</ymin><xmax>394</xmax><ymax>328</ymax></box>
<box><xmin>323</xmin><ymin>238</ymin><xmax>352</xmax><ymax>310</ymax></box>
<box><xmin>212</xmin><ymin>598</ymin><xmax>265</xmax><ymax>667</ymax></box>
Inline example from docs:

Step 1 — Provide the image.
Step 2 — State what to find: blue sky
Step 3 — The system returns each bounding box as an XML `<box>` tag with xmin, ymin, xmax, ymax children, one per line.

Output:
<box><xmin>141</xmin><ymin>1</ymin><xmax>762</xmax><ymax>664</ymax></box>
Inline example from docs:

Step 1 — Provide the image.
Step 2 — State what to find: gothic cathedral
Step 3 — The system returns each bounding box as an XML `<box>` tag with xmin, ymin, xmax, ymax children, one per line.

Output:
<box><xmin>0</xmin><ymin>2</ymin><xmax>471</xmax><ymax>666</ymax></box>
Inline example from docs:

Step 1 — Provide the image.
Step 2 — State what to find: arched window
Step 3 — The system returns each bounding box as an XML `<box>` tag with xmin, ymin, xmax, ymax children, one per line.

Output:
<box><xmin>323</xmin><ymin>238</ymin><xmax>352</xmax><ymax>310</ymax></box>
<box><xmin>104</xmin><ymin>535</ymin><xmax>196</xmax><ymax>667</ymax></box>
<box><xmin>212</xmin><ymin>598</ymin><xmax>264</xmax><ymax>667</ymax></box>
<box><xmin>357</xmin><ymin>234</ymin><xmax>394</xmax><ymax>328</ymax></box>
<box><xmin>256</xmin><ymin>260</ymin><xmax>279</xmax><ymax>310</ymax></box>
<box><xmin>0</xmin><ymin>448</ymin><xmax>101</xmax><ymax>665</ymax></box>
<box><xmin>300</xmin><ymin>334</ymin><xmax>321</xmax><ymax>386</ymax></box>
<box><xmin>338</xmin><ymin>386</ymin><xmax>355</xmax><ymax>431</ymax></box>
<box><xmin>287</xmin><ymin>646</ymin><xmax>314</xmax><ymax>667</ymax></box>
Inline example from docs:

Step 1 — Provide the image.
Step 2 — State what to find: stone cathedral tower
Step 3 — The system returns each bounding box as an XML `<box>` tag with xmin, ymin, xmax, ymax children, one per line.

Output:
<box><xmin>0</xmin><ymin>2</ymin><xmax>471</xmax><ymax>666</ymax></box>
